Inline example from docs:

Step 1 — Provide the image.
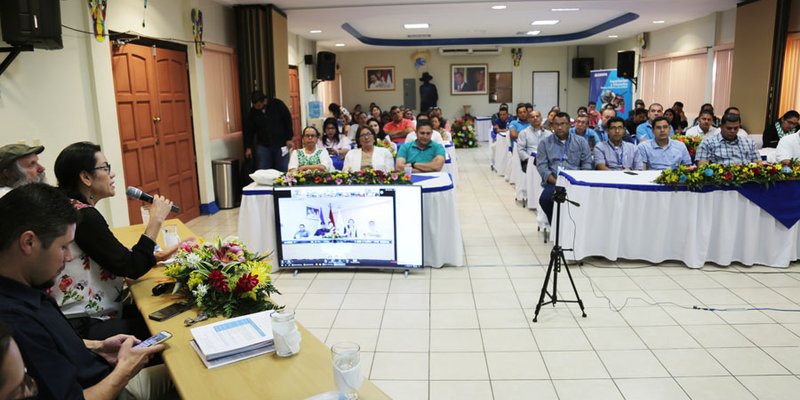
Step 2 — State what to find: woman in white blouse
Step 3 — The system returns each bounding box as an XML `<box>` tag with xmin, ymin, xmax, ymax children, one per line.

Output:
<box><xmin>288</xmin><ymin>126</ymin><xmax>333</xmax><ymax>172</ymax></box>
<box><xmin>319</xmin><ymin>117</ymin><xmax>352</xmax><ymax>158</ymax></box>
<box><xmin>343</xmin><ymin>125</ymin><xmax>395</xmax><ymax>172</ymax></box>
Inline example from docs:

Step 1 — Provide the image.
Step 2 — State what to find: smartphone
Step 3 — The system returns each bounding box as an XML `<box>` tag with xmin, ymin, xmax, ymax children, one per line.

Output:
<box><xmin>148</xmin><ymin>301</ymin><xmax>192</xmax><ymax>321</ymax></box>
<box><xmin>134</xmin><ymin>331</ymin><xmax>173</xmax><ymax>348</ymax></box>
<box><xmin>623</xmin><ymin>171</ymin><xmax>638</xmax><ymax>175</ymax></box>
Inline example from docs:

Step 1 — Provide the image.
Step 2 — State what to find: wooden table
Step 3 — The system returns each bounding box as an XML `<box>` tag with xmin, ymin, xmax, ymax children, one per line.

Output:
<box><xmin>113</xmin><ymin>219</ymin><xmax>389</xmax><ymax>399</ymax></box>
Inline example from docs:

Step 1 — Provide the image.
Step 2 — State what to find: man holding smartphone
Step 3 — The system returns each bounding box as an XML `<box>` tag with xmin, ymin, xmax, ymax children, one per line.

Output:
<box><xmin>0</xmin><ymin>184</ymin><xmax>175</xmax><ymax>400</ymax></box>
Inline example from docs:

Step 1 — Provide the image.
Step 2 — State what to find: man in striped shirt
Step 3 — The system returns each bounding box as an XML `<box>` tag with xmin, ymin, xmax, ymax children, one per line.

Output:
<box><xmin>696</xmin><ymin>113</ymin><xmax>759</xmax><ymax>166</ymax></box>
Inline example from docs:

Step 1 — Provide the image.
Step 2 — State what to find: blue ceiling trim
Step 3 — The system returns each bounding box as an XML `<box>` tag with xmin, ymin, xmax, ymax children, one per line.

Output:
<box><xmin>341</xmin><ymin>12</ymin><xmax>639</xmax><ymax>47</ymax></box>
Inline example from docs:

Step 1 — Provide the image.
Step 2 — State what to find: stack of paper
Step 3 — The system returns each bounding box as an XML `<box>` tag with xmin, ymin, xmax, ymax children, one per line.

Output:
<box><xmin>190</xmin><ymin>310</ymin><xmax>275</xmax><ymax>369</ymax></box>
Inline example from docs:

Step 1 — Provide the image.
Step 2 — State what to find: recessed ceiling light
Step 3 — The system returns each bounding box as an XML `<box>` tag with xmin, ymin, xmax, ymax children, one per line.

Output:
<box><xmin>491</xmin><ymin>5</ymin><xmax>507</xmax><ymax>10</ymax></box>
<box><xmin>309</xmin><ymin>29</ymin><xmax>322</xmax><ymax>34</ymax></box>
<box><xmin>403</xmin><ymin>23</ymin><xmax>429</xmax><ymax>29</ymax></box>
<box><xmin>335</xmin><ymin>43</ymin><xmax>346</xmax><ymax>47</ymax></box>
<box><xmin>531</xmin><ymin>20</ymin><xmax>559</xmax><ymax>26</ymax></box>
<box><xmin>608</xmin><ymin>35</ymin><xmax>619</xmax><ymax>38</ymax></box>
<box><xmin>526</xmin><ymin>30</ymin><xmax>541</xmax><ymax>35</ymax></box>
<box><xmin>551</xmin><ymin>8</ymin><xmax>580</xmax><ymax>12</ymax></box>
<box><xmin>653</xmin><ymin>20</ymin><xmax>665</xmax><ymax>24</ymax></box>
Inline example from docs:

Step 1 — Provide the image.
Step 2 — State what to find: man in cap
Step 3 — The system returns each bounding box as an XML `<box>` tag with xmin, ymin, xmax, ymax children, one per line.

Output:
<box><xmin>0</xmin><ymin>144</ymin><xmax>46</xmax><ymax>198</ymax></box>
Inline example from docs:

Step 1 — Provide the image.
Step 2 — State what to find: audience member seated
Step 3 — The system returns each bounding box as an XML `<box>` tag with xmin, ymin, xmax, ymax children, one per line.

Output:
<box><xmin>430</xmin><ymin>115</ymin><xmax>450</xmax><ymax>141</ymax></box>
<box><xmin>0</xmin><ymin>321</ymin><xmax>37</xmax><ymax>400</ymax></box>
<box><xmin>396</xmin><ymin>121</ymin><xmax>446</xmax><ymax>173</ymax></box>
<box><xmin>517</xmin><ymin>110</ymin><xmax>551</xmax><ymax>173</ymax></box>
<box><xmin>637</xmin><ymin>103</ymin><xmax>673</xmax><ymax>142</ymax></box>
<box><xmin>383</xmin><ymin>106</ymin><xmax>415</xmax><ymax>144</ymax></box>
<box><xmin>289</xmin><ymin>126</ymin><xmax>334</xmax><ymax>172</ymax></box>
<box><xmin>691</xmin><ymin>103</ymin><xmax>721</xmax><ymax>127</ymax></box>
<box><xmin>348</xmin><ymin>111</ymin><xmax>368</xmax><ymax>140</ymax></box>
<box><xmin>319</xmin><ymin>117</ymin><xmax>352</xmax><ymax>158</ymax></box>
<box><xmin>685</xmin><ymin>110</ymin><xmax>720</xmax><ymax>137</ymax></box>
<box><xmin>762</xmin><ymin>110</ymin><xmax>799</xmax><ymax>148</ymax></box>
<box><xmin>664</xmin><ymin>108</ymin><xmax>684</xmax><ymax>135</ymax></box>
<box><xmin>696</xmin><ymin>114</ymin><xmax>760</xmax><ymax>166</ymax></box>
<box><xmin>343</xmin><ymin>125</ymin><xmax>395</xmax><ymax>172</ymax></box>
<box><xmin>627</xmin><ymin>99</ymin><xmax>646</xmax><ymax>120</ymax></box>
<box><xmin>50</xmin><ymin>142</ymin><xmax>177</xmax><ymax>340</ymax></box>
<box><xmin>570</xmin><ymin>114</ymin><xmax>602</xmax><ymax>150</ymax></box>
<box><xmin>536</xmin><ymin>112</ymin><xmax>592</xmax><ymax>224</ymax></box>
<box><xmin>493</xmin><ymin>106</ymin><xmax>511</xmax><ymax>134</ymax></box>
<box><xmin>508</xmin><ymin>104</ymin><xmax>531</xmax><ymax>142</ymax></box>
<box><xmin>0</xmin><ymin>184</ymin><xmax>173</xmax><ymax>400</ymax></box>
<box><xmin>671</xmin><ymin>101</ymin><xmax>689</xmax><ymax>130</ymax></box>
<box><xmin>0</xmin><ymin>144</ymin><xmax>46</xmax><ymax>198</ymax></box>
<box><xmin>776</xmin><ymin>125</ymin><xmax>800</xmax><ymax>165</ymax></box>
<box><xmin>587</xmin><ymin>101</ymin><xmax>602</xmax><ymax>129</ymax></box>
<box><xmin>637</xmin><ymin>117</ymin><xmax>692</xmax><ymax>170</ymax></box>
<box><xmin>723</xmin><ymin>107</ymin><xmax>750</xmax><ymax>135</ymax></box>
<box><xmin>542</xmin><ymin>109</ymin><xmax>558</xmax><ymax>131</ymax></box>
<box><xmin>369</xmin><ymin>105</ymin><xmax>382</xmax><ymax>121</ymax></box>
<box><xmin>594</xmin><ymin>116</ymin><xmax>642</xmax><ymax>170</ymax></box>
<box><xmin>328</xmin><ymin>102</ymin><xmax>351</xmax><ymax>136</ymax></box>
<box><xmin>626</xmin><ymin>108</ymin><xmax>647</xmax><ymax>139</ymax></box>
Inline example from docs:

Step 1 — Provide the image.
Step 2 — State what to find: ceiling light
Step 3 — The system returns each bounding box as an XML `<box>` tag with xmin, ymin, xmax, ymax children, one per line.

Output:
<box><xmin>491</xmin><ymin>5</ymin><xmax>507</xmax><ymax>10</ymax></box>
<box><xmin>309</xmin><ymin>29</ymin><xmax>322</xmax><ymax>34</ymax></box>
<box><xmin>335</xmin><ymin>43</ymin><xmax>346</xmax><ymax>47</ymax></box>
<box><xmin>526</xmin><ymin>30</ymin><xmax>541</xmax><ymax>35</ymax></box>
<box><xmin>551</xmin><ymin>8</ymin><xmax>580</xmax><ymax>12</ymax></box>
<box><xmin>403</xmin><ymin>23</ymin><xmax>429</xmax><ymax>29</ymax></box>
<box><xmin>531</xmin><ymin>20</ymin><xmax>559</xmax><ymax>26</ymax></box>
<box><xmin>608</xmin><ymin>35</ymin><xmax>619</xmax><ymax>38</ymax></box>
<box><xmin>653</xmin><ymin>20</ymin><xmax>665</xmax><ymax>24</ymax></box>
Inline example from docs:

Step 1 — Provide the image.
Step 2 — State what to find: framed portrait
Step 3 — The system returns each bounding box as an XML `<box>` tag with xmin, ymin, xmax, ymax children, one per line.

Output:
<box><xmin>306</xmin><ymin>206</ymin><xmax>321</xmax><ymax>220</ymax></box>
<box><xmin>451</xmin><ymin>64</ymin><xmax>488</xmax><ymax>95</ymax></box>
<box><xmin>365</xmin><ymin>66</ymin><xmax>395</xmax><ymax>91</ymax></box>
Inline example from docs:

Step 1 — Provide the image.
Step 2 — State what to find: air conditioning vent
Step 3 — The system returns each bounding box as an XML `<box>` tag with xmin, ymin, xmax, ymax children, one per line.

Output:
<box><xmin>438</xmin><ymin>46</ymin><xmax>501</xmax><ymax>56</ymax></box>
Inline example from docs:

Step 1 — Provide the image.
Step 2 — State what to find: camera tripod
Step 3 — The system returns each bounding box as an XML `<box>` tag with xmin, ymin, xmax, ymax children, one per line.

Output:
<box><xmin>532</xmin><ymin>187</ymin><xmax>587</xmax><ymax>322</ymax></box>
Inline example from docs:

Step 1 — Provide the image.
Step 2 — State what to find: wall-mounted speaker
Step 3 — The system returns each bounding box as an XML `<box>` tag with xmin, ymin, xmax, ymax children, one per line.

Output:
<box><xmin>316</xmin><ymin>51</ymin><xmax>336</xmax><ymax>81</ymax></box>
<box><xmin>572</xmin><ymin>57</ymin><xmax>594</xmax><ymax>78</ymax></box>
<box><xmin>617</xmin><ymin>51</ymin><xmax>636</xmax><ymax>79</ymax></box>
<box><xmin>304</xmin><ymin>54</ymin><xmax>313</xmax><ymax>65</ymax></box>
<box><xmin>0</xmin><ymin>0</ymin><xmax>63</xmax><ymax>50</ymax></box>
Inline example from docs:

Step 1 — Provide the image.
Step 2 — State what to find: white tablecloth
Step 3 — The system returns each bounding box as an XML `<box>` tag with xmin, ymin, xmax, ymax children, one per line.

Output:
<box><xmin>552</xmin><ymin>170</ymin><xmax>800</xmax><ymax>268</ymax></box>
<box><xmin>494</xmin><ymin>133</ymin><xmax>510</xmax><ymax>177</ymax></box>
<box><xmin>443</xmin><ymin>141</ymin><xmax>459</xmax><ymax>187</ymax></box>
<box><xmin>476</xmin><ymin>117</ymin><xmax>492</xmax><ymax>142</ymax></box>
<box><xmin>760</xmin><ymin>147</ymin><xmax>777</xmax><ymax>162</ymax></box>
<box><xmin>238</xmin><ymin>172</ymin><xmax>464</xmax><ymax>268</ymax></box>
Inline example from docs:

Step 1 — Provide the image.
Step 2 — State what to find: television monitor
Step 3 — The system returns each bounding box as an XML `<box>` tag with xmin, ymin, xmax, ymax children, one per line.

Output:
<box><xmin>273</xmin><ymin>185</ymin><xmax>423</xmax><ymax>270</ymax></box>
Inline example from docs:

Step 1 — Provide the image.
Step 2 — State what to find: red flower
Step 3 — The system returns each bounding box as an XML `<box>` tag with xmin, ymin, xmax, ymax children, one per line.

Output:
<box><xmin>58</xmin><ymin>275</ymin><xmax>73</xmax><ymax>293</ymax></box>
<box><xmin>180</xmin><ymin>241</ymin><xmax>199</xmax><ymax>253</ymax></box>
<box><xmin>208</xmin><ymin>269</ymin><xmax>229</xmax><ymax>293</ymax></box>
<box><xmin>723</xmin><ymin>172</ymin><xmax>733</xmax><ymax>181</ymax></box>
<box><xmin>314</xmin><ymin>176</ymin><xmax>323</xmax><ymax>183</ymax></box>
<box><xmin>752</xmin><ymin>168</ymin><xmax>761</xmax><ymax>175</ymax></box>
<box><xmin>235</xmin><ymin>273</ymin><xmax>259</xmax><ymax>293</ymax></box>
<box><xmin>767</xmin><ymin>167</ymin><xmax>778</xmax><ymax>175</ymax></box>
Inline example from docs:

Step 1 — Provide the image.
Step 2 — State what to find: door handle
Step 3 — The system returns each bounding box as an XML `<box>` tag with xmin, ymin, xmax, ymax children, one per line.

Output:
<box><xmin>153</xmin><ymin>116</ymin><xmax>161</xmax><ymax>144</ymax></box>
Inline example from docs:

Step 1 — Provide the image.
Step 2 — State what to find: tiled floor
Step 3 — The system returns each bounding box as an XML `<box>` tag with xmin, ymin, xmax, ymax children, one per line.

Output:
<box><xmin>186</xmin><ymin>145</ymin><xmax>800</xmax><ymax>399</ymax></box>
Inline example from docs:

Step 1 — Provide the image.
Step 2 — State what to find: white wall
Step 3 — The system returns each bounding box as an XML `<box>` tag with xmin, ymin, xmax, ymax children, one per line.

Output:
<box><xmin>333</xmin><ymin>45</ymin><xmax>604</xmax><ymax>121</ymax></box>
<box><xmin>0</xmin><ymin>0</ymin><xmax>235</xmax><ymax>226</ymax></box>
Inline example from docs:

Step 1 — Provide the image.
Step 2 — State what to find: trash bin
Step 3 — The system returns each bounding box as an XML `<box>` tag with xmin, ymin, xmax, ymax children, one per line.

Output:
<box><xmin>212</xmin><ymin>158</ymin><xmax>241</xmax><ymax>209</ymax></box>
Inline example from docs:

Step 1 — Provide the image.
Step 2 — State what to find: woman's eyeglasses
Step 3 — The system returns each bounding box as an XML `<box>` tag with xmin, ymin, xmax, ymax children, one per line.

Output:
<box><xmin>93</xmin><ymin>162</ymin><xmax>111</xmax><ymax>173</ymax></box>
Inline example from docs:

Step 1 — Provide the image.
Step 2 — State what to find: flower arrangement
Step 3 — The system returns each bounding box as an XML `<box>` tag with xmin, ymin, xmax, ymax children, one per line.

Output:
<box><xmin>451</xmin><ymin>115</ymin><xmax>478</xmax><ymax>148</ymax></box>
<box><xmin>375</xmin><ymin>138</ymin><xmax>397</xmax><ymax>158</ymax></box>
<box><xmin>274</xmin><ymin>169</ymin><xmax>411</xmax><ymax>186</ymax></box>
<box><xmin>655</xmin><ymin>161</ymin><xmax>800</xmax><ymax>190</ymax></box>
<box><xmin>164</xmin><ymin>238</ymin><xmax>281</xmax><ymax>318</ymax></box>
<box><xmin>671</xmin><ymin>134</ymin><xmax>703</xmax><ymax>159</ymax></box>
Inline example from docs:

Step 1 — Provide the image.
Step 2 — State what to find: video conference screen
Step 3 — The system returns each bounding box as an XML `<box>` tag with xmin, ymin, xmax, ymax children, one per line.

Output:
<box><xmin>273</xmin><ymin>185</ymin><xmax>423</xmax><ymax>270</ymax></box>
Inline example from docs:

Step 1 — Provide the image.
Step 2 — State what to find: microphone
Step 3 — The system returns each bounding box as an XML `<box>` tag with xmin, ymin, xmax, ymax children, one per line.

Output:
<box><xmin>126</xmin><ymin>187</ymin><xmax>180</xmax><ymax>213</ymax></box>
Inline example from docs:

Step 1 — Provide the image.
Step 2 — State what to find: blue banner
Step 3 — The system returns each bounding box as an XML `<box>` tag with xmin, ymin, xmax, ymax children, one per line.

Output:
<box><xmin>589</xmin><ymin>69</ymin><xmax>633</xmax><ymax>117</ymax></box>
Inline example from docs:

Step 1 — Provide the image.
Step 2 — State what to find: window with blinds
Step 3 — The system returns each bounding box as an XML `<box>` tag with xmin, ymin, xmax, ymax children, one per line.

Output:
<box><xmin>779</xmin><ymin>33</ymin><xmax>800</xmax><ymax>117</ymax></box>
<box><xmin>203</xmin><ymin>44</ymin><xmax>241</xmax><ymax>138</ymax></box>
<box><xmin>639</xmin><ymin>50</ymin><xmax>708</xmax><ymax>119</ymax></box>
<box><xmin>712</xmin><ymin>46</ymin><xmax>734</xmax><ymax>113</ymax></box>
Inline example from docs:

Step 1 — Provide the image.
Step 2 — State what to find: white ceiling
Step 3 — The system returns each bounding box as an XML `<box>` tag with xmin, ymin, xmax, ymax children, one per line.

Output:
<box><xmin>217</xmin><ymin>0</ymin><xmax>742</xmax><ymax>51</ymax></box>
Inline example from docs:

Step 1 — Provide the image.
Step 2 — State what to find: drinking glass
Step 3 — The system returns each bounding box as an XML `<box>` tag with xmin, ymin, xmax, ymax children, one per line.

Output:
<box><xmin>270</xmin><ymin>310</ymin><xmax>300</xmax><ymax>357</ymax></box>
<box><xmin>162</xmin><ymin>225</ymin><xmax>180</xmax><ymax>248</ymax></box>
<box><xmin>331</xmin><ymin>342</ymin><xmax>362</xmax><ymax>399</ymax></box>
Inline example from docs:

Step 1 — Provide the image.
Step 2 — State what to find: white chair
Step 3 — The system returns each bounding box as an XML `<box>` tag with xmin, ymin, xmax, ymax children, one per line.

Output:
<box><xmin>494</xmin><ymin>133</ymin><xmax>510</xmax><ymax>177</ymax></box>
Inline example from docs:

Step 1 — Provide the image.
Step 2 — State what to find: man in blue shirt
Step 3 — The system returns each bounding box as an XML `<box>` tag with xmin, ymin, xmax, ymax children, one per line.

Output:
<box><xmin>396</xmin><ymin>121</ymin><xmax>446</xmax><ymax>172</ymax></box>
<box><xmin>637</xmin><ymin>116</ymin><xmax>692</xmax><ymax>170</ymax></box>
<box><xmin>636</xmin><ymin>103</ymin><xmax>673</xmax><ymax>142</ymax></box>
<box><xmin>508</xmin><ymin>103</ymin><xmax>530</xmax><ymax>143</ymax></box>
<box><xmin>696</xmin><ymin>113</ymin><xmax>759</xmax><ymax>165</ymax></box>
<box><xmin>594</xmin><ymin>116</ymin><xmax>642</xmax><ymax>170</ymax></box>
<box><xmin>536</xmin><ymin>112</ymin><xmax>593</xmax><ymax>224</ymax></box>
<box><xmin>570</xmin><ymin>114</ymin><xmax>603</xmax><ymax>150</ymax></box>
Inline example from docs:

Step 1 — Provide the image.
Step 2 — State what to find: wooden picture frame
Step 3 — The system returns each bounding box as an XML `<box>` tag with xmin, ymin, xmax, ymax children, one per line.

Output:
<box><xmin>451</xmin><ymin>64</ymin><xmax>488</xmax><ymax>95</ymax></box>
<box><xmin>365</xmin><ymin>66</ymin><xmax>395</xmax><ymax>91</ymax></box>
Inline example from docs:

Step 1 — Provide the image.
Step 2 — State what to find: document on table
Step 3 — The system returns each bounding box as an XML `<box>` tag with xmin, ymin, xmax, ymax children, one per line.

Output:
<box><xmin>191</xmin><ymin>311</ymin><xmax>274</xmax><ymax>361</ymax></box>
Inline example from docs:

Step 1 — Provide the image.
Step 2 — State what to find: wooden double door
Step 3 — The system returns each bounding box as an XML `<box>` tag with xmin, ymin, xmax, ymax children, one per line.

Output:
<box><xmin>111</xmin><ymin>43</ymin><xmax>200</xmax><ymax>224</ymax></box>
